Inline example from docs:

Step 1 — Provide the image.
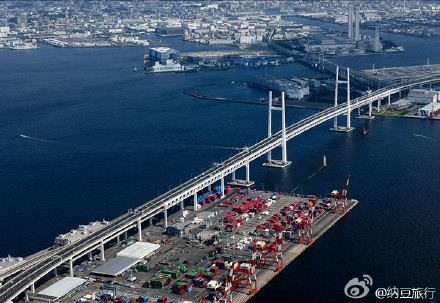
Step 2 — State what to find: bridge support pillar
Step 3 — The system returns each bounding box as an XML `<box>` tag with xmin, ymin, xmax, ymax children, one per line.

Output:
<box><xmin>53</xmin><ymin>267</ymin><xmax>58</xmax><ymax>276</ymax></box>
<box><xmin>369</xmin><ymin>102</ymin><xmax>372</xmax><ymax>117</ymax></box>
<box><xmin>262</xmin><ymin>91</ymin><xmax>291</xmax><ymax>168</ymax></box>
<box><xmin>69</xmin><ymin>258</ymin><xmax>74</xmax><ymax>277</ymax></box>
<box><xmin>100</xmin><ymin>240</ymin><xmax>105</xmax><ymax>261</ymax></box>
<box><xmin>164</xmin><ymin>206</ymin><xmax>168</xmax><ymax>228</ymax></box>
<box><xmin>193</xmin><ymin>193</ymin><xmax>197</xmax><ymax>211</ymax></box>
<box><xmin>377</xmin><ymin>98</ymin><xmax>381</xmax><ymax>111</ymax></box>
<box><xmin>88</xmin><ymin>251</ymin><xmax>93</xmax><ymax>260</ymax></box>
<box><xmin>180</xmin><ymin>200</ymin><xmax>184</xmax><ymax>210</ymax></box>
<box><xmin>116</xmin><ymin>234</ymin><xmax>120</xmax><ymax>243</ymax></box>
<box><xmin>331</xmin><ymin>66</ymin><xmax>354</xmax><ymax>132</ymax></box>
<box><xmin>388</xmin><ymin>94</ymin><xmax>391</xmax><ymax>107</ymax></box>
<box><xmin>267</xmin><ymin>91</ymin><xmax>272</xmax><ymax>162</ymax></box>
<box><xmin>123</xmin><ymin>231</ymin><xmax>128</xmax><ymax>240</ymax></box>
<box><xmin>137</xmin><ymin>219</ymin><xmax>142</xmax><ymax>242</ymax></box>
<box><xmin>281</xmin><ymin>92</ymin><xmax>290</xmax><ymax>165</ymax></box>
<box><xmin>333</xmin><ymin>65</ymin><xmax>339</xmax><ymax>128</ymax></box>
<box><xmin>208</xmin><ymin>184</ymin><xmax>211</xmax><ymax>191</ymax></box>
<box><xmin>399</xmin><ymin>89</ymin><xmax>402</xmax><ymax>99</ymax></box>
<box><xmin>30</xmin><ymin>283</ymin><xmax>35</xmax><ymax>293</ymax></box>
<box><xmin>228</xmin><ymin>163</ymin><xmax>255</xmax><ymax>187</ymax></box>
<box><xmin>346</xmin><ymin>68</ymin><xmax>352</xmax><ymax>129</ymax></box>
<box><xmin>149</xmin><ymin>217</ymin><xmax>153</xmax><ymax>225</ymax></box>
<box><xmin>221</xmin><ymin>177</ymin><xmax>225</xmax><ymax>198</ymax></box>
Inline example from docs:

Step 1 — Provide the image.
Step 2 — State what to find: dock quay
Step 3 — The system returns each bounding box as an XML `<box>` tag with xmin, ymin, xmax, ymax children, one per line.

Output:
<box><xmin>23</xmin><ymin>187</ymin><xmax>357</xmax><ymax>303</ymax></box>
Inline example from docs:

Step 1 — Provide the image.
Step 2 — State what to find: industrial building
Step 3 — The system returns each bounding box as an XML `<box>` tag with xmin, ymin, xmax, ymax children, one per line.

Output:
<box><xmin>253</xmin><ymin>75</ymin><xmax>310</xmax><ymax>99</ymax></box>
<box><xmin>390</xmin><ymin>99</ymin><xmax>411</xmax><ymax>110</ymax></box>
<box><xmin>144</xmin><ymin>47</ymin><xmax>183</xmax><ymax>73</ymax></box>
<box><xmin>54</xmin><ymin>220</ymin><xmax>109</xmax><ymax>246</ymax></box>
<box><xmin>148</xmin><ymin>47</ymin><xmax>180</xmax><ymax>65</ymax></box>
<box><xmin>155</xmin><ymin>27</ymin><xmax>185</xmax><ymax>36</ymax></box>
<box><xmin>418</xmin><ymin>103</ymin><xmax>440</xmax><ymax>116</ymax></box>
<box><xmin>239</xmin><ymin>34</ymin><xmax>263</xmax><ymax>44</ymax></box>
<box><xmin>32</xmin><ymin>277</ymin><xmax>86</xmax><ymax>302</ymax></box>
<box><xmin>407</xmin><ymin>89</ymin><xmax>440</xmax><ymax>104</ymax></box>
<box><xmin>167</xmin><ymin>211</ymin><xmax>215</xmax><ymax>236</ymax></box>
<box><xmin>92</xmin><ymin>242</ymin><xmax>160</xmax><ymax>277</ymax></box>
<box><xmin>166</xmin><ymin>220</ymin><xmax>192</xmax><ymax>237</ymax></box>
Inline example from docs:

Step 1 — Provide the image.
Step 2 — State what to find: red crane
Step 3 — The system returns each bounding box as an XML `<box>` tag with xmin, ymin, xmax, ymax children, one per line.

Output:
<box><xmin>333</xmin><ymin>174</ymin><xmax>351</xmax><ymax>214</ymax></box>
<box><xmin>257</xmin><ymin>232</ymin><xmax>283</xmax><ymax>271</ymax></box>
<box><xmin>230</xmin><ymin>244</ymin><xmax>258</xmax><ymax>295</ymax></box>
<box><xmin>297</xmin><ymin>216</ymin><xmax>313</xmax><ymax>245</ymax></box>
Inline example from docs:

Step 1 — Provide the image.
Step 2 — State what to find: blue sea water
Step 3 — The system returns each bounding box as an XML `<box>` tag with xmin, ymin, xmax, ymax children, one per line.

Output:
<box><xmin>0</xmin><ymin>26</ymin><xmax>439</xmax><ymax>302</ymax></box>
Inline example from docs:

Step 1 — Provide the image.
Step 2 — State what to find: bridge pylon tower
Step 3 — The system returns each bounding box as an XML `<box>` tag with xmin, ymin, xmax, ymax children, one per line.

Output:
<box><xmin>330</xmin><ymin>66</ymin><xmax>355</xmax><ymax>133</ymax></box>
<box><xmin>262</xmin><ymin>91</ymin><xmax>292</xmax><ymax>168</ymax></box>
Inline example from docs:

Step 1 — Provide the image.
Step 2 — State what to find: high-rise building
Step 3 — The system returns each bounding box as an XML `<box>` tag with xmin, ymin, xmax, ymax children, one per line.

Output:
<box><xmin>348</xmin><ymin>4</ymin><xmax>353</xmax><ymax>40</ymax></box>
<box><xmin>374</xmin><ymin>21</ymin><xmax>382</xmax><ymax>52</ymax></box>
<box><xmin>355</xmin><ymin>5</ymin><xmax>360</xmax><ymax>41</ymax></box>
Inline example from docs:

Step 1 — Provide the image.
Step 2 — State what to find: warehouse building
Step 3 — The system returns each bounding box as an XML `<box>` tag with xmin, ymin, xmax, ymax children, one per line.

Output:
<box><xmin>407</xmin><ymin>89</ymin><xmax>440</xmax><ymax>104</ymax></box>
<box><xmin>32</xmin><ymin>277</ymin><xmax>86</xmax><ymax>302</ymax></box>
<box><xmin>92</xmin><ymin>242</ymin><xmax>160</xmax><ymax>277</ymax></box>
<box><xmin>418</xmin><ymin>102</ymin><xmax>440</xmax><ymax>116</ymax></box>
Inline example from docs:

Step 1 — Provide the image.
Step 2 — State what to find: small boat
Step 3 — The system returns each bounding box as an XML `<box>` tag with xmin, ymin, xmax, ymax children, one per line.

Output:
<box><xmin>132</xmin><ymin>66</ymin><xmax>138</xmax><ymax>72</ymax></box>
<box><xmin>362</xmin><ymin>126</ymin><xmax>369</xmax><ymax>135</ymax></box>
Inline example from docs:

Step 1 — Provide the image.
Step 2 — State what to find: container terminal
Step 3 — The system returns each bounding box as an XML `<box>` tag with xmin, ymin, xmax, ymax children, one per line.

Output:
<box><xmin>21</xmin><ymin>175</ymin><xmax>357</xmax><ymax>303</ymax></box>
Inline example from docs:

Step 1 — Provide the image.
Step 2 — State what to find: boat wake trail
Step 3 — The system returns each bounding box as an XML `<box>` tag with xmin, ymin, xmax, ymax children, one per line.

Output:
<box><xmin>200</xmin><ymin>145</ymin><xmax>242</xmax><ymax>151</ymax></box>
<box><xmin>19</xmin><ymin>134</ymin><xmax>104</xmax><ymax>152</ymax></box>
<box><xmin>413</xmin><ymin>133</ymin><xmax>435</xmax><ymax>140</ymax></box>
<box><xmin>20</xmin><ymin>134</ymin><xmax>60</xmax><ymax>144</ymax></box>
<box><xmin>306</xmin><ymin>165</ymin><xmax>326</xmax><ymax>180</ymax></box>
<box><xmin>169</xmin><ymin>142</ymin><xmax>242</xmax><ymax>151</ymax></box>
<box><xmin>290</xmin><ymin>164</ymin><xmax>327</xmax><ymax>194</ymax></box>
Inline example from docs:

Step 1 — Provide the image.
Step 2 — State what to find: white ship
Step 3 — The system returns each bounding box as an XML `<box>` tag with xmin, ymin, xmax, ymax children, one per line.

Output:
<box><xmin>10</xmin><ymin>43</ymin><xmax>39</xmax><ymax>50</ymax></box>
<box><xmin>145</xmin><ymin>59</ymin><xmax>184</xmax><ymax>73</ymax></box>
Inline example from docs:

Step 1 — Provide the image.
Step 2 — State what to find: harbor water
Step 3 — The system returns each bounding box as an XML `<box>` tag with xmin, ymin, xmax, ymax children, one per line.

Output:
<box><xmin>0</xmin><ymin>28</ymin><xmax>439</xmax><ymax>302</ymax></box>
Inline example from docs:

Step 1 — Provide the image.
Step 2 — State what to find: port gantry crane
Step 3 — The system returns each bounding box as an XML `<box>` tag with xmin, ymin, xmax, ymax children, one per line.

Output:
<box><xmin>333</xmin><ymin>174</ymin><xmax>351</xmax><ymax>214</ymax></box>
<box><xmin>230</xmin><ymin>244</ymin><xmax>258</xmax><ymax>295</ymax></box>
<box><xmin>257</xmin><ymin>232</ymin><xmax>283</xmax><ymax>271</ymax></box>
<box><xmin>297</xmin><ymin>215</ymin><xmax>313</xmax><ymax>245</ymax></box>
<box><xmin>200</xmin><ymin>245</ymin><xmax>258</xmax><ymax>303</ymax></box>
